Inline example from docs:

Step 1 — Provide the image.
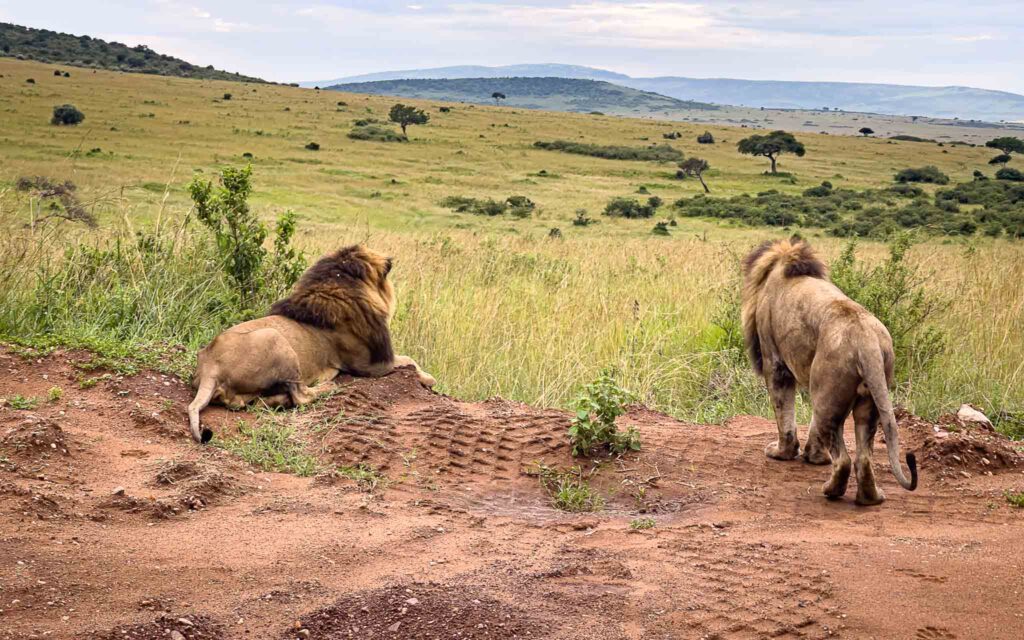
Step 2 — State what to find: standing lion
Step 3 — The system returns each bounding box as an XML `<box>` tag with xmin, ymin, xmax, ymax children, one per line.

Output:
<box><xmin>188</xmin><ymin>245</ymin><xmax>435</xmax><ymax>443</ymax></box>
<box><xmin>741</xmin><ymin>237</ymin><xmax>917</xmax><ymax>505</ymax></box>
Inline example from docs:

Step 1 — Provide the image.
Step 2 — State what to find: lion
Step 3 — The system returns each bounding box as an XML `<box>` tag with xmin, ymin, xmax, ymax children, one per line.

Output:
<box><xmin>187</xmin><ymin>245</ymin><xmax>436</xmax><ymax>443</ymax></box>
<box><xmin>741</xmin><ymin>236</ymin><xmax>917</xmax><ymax>505</ymax></box>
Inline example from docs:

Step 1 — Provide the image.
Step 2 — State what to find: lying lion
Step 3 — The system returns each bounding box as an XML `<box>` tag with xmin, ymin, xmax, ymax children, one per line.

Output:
<box><xmin>742</xmin><ymin>236</ymin><xmax>917</xmax><ymax>505</ymax></box>
<box><xmin>188</xmin><ymin>245</ymin><xmax>435</xmax><ymax>443</ymax></box>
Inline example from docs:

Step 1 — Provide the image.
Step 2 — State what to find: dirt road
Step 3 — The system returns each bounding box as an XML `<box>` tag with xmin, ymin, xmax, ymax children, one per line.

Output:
<box><xmin>2</xmin><ymin>347</ymin><xmax>1022</xmax><ymax>639</ymax></box>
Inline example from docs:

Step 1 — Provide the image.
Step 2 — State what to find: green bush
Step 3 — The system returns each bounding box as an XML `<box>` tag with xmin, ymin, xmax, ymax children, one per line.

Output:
<box><xmin>830</xmin><ymin>235</ymin><xmax>947</xmax><ymax>382</ymax></box>
<box><xmin>697</xmin><ymin>131</ymin><xmax>715</xmax><ymax>144</ymax></box>
<box><xmin>440</xmin><ymin>195</ymin><xmax>535</xmax><ymax>217</ymax></box>
<box><xmin>51</xmin><ymin>104</ymin><xmax>84</xmax><ymax>126</ymax></box>
<box><xmin>996</xmin><ymin>167</ymin><xmax>1024</xmax><ymax>182</ymax></box>
<box><xmin>603</xmin><ymin>197</ymin><xmax>660</xmax><ymax>219</ymax></box>
<box><xmin>188</xmin><ymin>165</ymin><xmax>305</xmax><ymax>303</ymax></box>
<box><xmin>347</xmin><ymin>124</ymin><xmax>406</xmax><ymax>142</ymax></box>
<box><xmin>569</xmin><ymin>368</ymin><xmax>640</xmax><ymax>457</ymax></box>
<box><xmin>895</xmin><ymin>166</ymin><xmax>949</xmax><ymax>184</ymax></box>
<box><xmin>533</xmin><ymin>140</ymin><xmax>683</xmax><ymax>162</ymax></box>
<box><xmin>533</xmin><ymin>464</ymin><xmax>604</xmax><ymax>512</ymax></box>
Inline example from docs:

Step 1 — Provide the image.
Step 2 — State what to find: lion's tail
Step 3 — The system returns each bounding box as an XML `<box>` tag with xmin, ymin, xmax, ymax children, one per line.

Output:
<box><xmin>859</xmin><ymin>342</ymin><xmax>917</xmax><ymax>491</ymax></box>
<box><xmin>188</xmin><ymin>375</ymin><xmax>217</xmax><ymax>444</ymax></box>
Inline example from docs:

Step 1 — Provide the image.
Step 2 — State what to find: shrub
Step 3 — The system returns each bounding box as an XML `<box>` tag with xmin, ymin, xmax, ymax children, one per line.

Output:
<box><xmin>803</xmin><ymin>181</ymin><xmax>833</xmax><ymax>197</ymax></box>
<box><xmin>223</xmin><ymin>92</ymin><xmax>232</xmax><ymax>100</ymax></box>
<box><xmin>830</xmin><ymin>235</ymin><xmax>947</xmax><ymax>381</ymax></box>
<box><xmin>697</xmin><ymin>131</ymin><xmax>715</xmax><ymax>144</ymax></box>
<box><xmin>533</xmin><ymin>140</ymin><xmax>683</xmax><ymax>162</ymax></box>
<box><xmin>440</xmin><ymin>195</ymin><xmax>534</xmax><ymax>217</ymax></box>
<box><xmin>51</xmin><ymin>104</ymin><xmax>85</xmax><ymax>126</ymax></box>
<box><xmin>572</xmin><ymin>209</ymin><xmax>596</xmax><ymax>226</ymax></box>
<box><xmin>629</xmin><ymin>518</ymin><xmax>655</xmax><ymax>530</ymax></box>
<box><xmin>989</xmin><ymin>154</ymin><xmax>1012</xmax><ymax>166</ymax></box>
<box><xmin>53</xmin><ymin>69</ymin><xmax>62</xmax><ymax>76</ymax></box>
<box><xmin>996</xmin><ymin>167</ymin><xmax>1024</xmax><ymax>182</ymax></box>
<box><xmin>568</xmin><ymin>368</ymin><xmax>640</xmax><ymax>456</ymax></box>
<box><xmin>388</xmin><ymin>103</ymin><xmax>429</xmax><ymax>135</ymax></box>
<box><xmin>188</xmin><ymin>165</ymin><xmax>305</xmax><ymax>303</ymax></box>
<box><xmin>304</xmin><ymin>142</ymin><xmax>320</xmax><ymax>151</ymax></box>
<box><xmin>894</xmin><ymin>166</ymin><xmax>949</xmax><ymax>184</ymax></box>
<box><xmin>662</xmin><ymin>131</ymin><xmax>681</xmax><ymax>140</ymax></box>
<box><xmin>15</xmin><ymin>176</ymin><xmax>95</xmax><ymax>226</ymax></box>
<box><xmin>438</xmin><ymin>106</ymin><xmax>450</xmax><ymax>113</ymax></box>
<box><xmin>859</xmin><ymin>127</ymin><xmax>874</xmax><ymax>136</ymax></box>
<box><xmin>889</xmin><ymin>135</ymin><xmax>934</xmax><ymax>143</ymax></box>
<box><xmin>347</xmin><ymin>124</ymin><xmax>406</xmax><ymax>142</ymax></box>
<box><xmin>603</xmin><ymin>197</ymin><xmax>659</xmax><ymax>219</ymax></box>
<box><xmin>651</xmin><ymin>221</ymin><xmax>671</xmax><ymax>236</ymax></box>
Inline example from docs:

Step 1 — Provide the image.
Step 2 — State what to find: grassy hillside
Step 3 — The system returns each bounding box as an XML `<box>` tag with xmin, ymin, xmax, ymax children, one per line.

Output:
<box><xmin>0</xmin><ymin>57</ymin><xmax>1021</xmax><ymax>429</ymax></box>
<box><xmin>0</xmin><ymin>22</ymin><xmax>265</xmax><ymax>82</ymax></box>
<box><xmin>325</xmin><ymin>77</ymin><xmax>718</xmax><ymax>115</ymax></box>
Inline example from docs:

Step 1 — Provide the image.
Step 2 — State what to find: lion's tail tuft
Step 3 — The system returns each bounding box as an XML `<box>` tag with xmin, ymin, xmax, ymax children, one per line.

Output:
<box><xmin>188</xmin><ymin>375</ymin><xmax>217</xmax><ymax>444</ymax></box>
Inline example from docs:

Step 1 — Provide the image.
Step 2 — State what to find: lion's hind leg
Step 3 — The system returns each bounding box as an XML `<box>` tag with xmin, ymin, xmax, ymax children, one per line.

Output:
<box><xmin>852</xmin><ymin>396</ymin><xmax>885</xmax><ymax>506</ymax></box>
<box><xmin>812</xmin><ymin>397</ymin><xmax>854</xmax><ymax>500</ymax></box>
<box><xmin>764</xmin><ymin>361</ymin><xmax>799</xmax><ymax>461</ymax></box>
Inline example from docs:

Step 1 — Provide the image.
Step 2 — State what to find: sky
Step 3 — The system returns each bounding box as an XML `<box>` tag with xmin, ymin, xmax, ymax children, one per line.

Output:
<box><xmin>2</xmin><ymin>1</ymin><xmax>1022</xmax><ymax>94</ymax></box>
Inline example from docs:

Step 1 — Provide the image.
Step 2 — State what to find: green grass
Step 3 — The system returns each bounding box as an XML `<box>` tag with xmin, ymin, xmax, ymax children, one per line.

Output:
<box><xmin>629</xmin><ymin>517</ymin><xmax>656</xmax><ymax>530</ymax></box>
<box><xmin>534</xmin><ymin>464</ymin><xmax>605</xmax><ymax>513</ymax></box>
<box><xmin>216</xmin><ymin>419</ymin><xmax>319</xmax><ymax>477</ymax></box>
<box><xmin>1005</xmin><ymin>490</ymin><xmax>1024</xmax><ymax>508</ymax></box>
<box><xmin>336</xmin><ymin>464</ymin><xmax>387</xmax><ymax>492</ymax></box>
<box><xmin>4</xmin><ymin>394</ymin><xmax>40</xmax><ymax>410</ymax></box>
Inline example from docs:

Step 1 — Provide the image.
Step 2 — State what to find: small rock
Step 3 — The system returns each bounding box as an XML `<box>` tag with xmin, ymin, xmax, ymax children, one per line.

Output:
<box><xmin>405</xmin><ymin>598</ymin><xmax>419</xmax><ymax>605</ymax></box>
<box><xmin>112</xmin><ymin>487</ymin><xmax>125</xmax><ymax>496</ymax></box>
<box><xmin>297</xmin><ymin>630</ymin><xmax>310</xmax><ymax>639</ymax></box>
<box><xmin>177</xmin><ymin>618</ymin><xmax>194</xmax><ymax>627</ymax></box>
<box><xmin>957</xmin><ymin>404</ymin><xmax>992</xmax><ymax>428</ymax></box>
<box><xmin>170</xmin><ymin>632</ymin><xmax>186</xmax><ymax>640</ymax></box>
<box><xmin>388</xmin><ymin>621</ymin><xmax>401</xmax><ymax>632</ymax></box>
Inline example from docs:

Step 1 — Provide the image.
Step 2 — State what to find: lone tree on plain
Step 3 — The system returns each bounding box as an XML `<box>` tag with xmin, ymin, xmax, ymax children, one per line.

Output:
<box><xmin>989</xmin><ymin>154</ymin><xmax>1012</xmax><ymax>167</ymax></box>
<box><xmin>388</xmin><ymin>103</ymin><xmax>429</xmax><ymax>136</ymax></box>
<box><xmin>677</xmin><ymin>157</ymin><xmax>711</xmax><ymax>193</ymax></box>
<box><xmin>859</xmin><ymin>127</ymin><xmax>874</xmax><ymax>137</ymax></box>
<box><xmin>986</xmin><ymin>136</ymin><xmax>1024</xmax><ymax>156</ymax></box>
<box><xmin>737</xmin><ymin>130</ymin><xmax>805</xmax><ymax>174</ymax></box>
<box><xmin>491</xmin><ymin>91</ymin><xmax>506</xmax><ymax>106</ymax></box>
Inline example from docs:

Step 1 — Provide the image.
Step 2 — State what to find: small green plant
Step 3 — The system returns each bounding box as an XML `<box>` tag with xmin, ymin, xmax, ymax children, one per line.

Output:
<box><xmin>533</xmin><ymin>464</ymin><xmax>604</xmax><ymax>512</ymax></box>
<box><xmin>4</xmin><ymin>394</ymin><xmax>40</xmax><ymax>410</ymax></box>
<box><xmin>304</xmin><ymin>141</ymin><xmax>320</xmax><ymax>151</ymax></box>
<box><xmin>47</xmin><ymin>387</ymin><xmax>63</xmax><ymax>403</ymax></box>
<box><xmin>1005</xmin><ymin>490</ymin><xmax>1024</xmax><ymax>508</ymax></box>
<box><xmin>569</xmin><ymin>368</ymin><xmax>641</xmax><ymax>456</ymax></box>
<box><xmin>217</xmin><ymin>419</ymin><xmax>318</xmax><ymax>476</ymax></box>
<box><xmin>651</xmin><ymin>221</ymin><xmax>671</xmax><ymax>236</ymax></box>
<box><xmin>629</xmin><ymin>517</ymin><xmax>655</xmax><ymax>530</ymax></box>
<box><xmin>572</xmin><ymin>209</ymin><xmax>596</xmax><ymax>226</ymax></box>
<box><xmin>188</xmin><ymin>165</ymin><xmax>305</xmax><ymax>303</ymax></box>
<box><xmin>336</xmin><ymin>463</ymin><xmax>387</xmax><ymax>492</ymax></box>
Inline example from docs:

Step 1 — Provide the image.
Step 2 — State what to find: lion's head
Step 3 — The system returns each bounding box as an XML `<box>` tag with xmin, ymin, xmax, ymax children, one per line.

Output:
<box><xmin>268</xmin><ymin>244</ymin><xmax>396</xmax><ymax>362</ymax></box>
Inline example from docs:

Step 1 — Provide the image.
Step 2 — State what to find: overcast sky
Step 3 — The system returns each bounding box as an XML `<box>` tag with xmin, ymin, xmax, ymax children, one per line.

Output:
<box><xmin>2</xmin><ymin>1</ymin><xmax>1022</xmax><ymax>93</ymax></box>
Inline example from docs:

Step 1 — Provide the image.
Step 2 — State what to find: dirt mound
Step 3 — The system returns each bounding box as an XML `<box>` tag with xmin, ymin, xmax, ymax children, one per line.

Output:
<box><xmin>84</xmin><ymin>614</ymin><xmax>224</xmax><ymax>639</ymax></box>
<box><xmin>289</xmin><ymin>583</ymin><xmax>541</xmax><ymax>639</ymax></box>
<box><xmin>1</xmin><ymin>417</ymin><xmax>70</xmax><ymax>459</ymax></box>
<box><xmin>899</xmin><ymin>410</ymin><xmax>1024</xmax><ymax>479</ymax></box>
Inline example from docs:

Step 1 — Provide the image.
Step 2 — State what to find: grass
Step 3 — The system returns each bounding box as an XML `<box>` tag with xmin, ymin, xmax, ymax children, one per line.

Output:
<box><xmin>336</xmin><ymin>463</ymin><xmax>387</xmax><ymax>492</ymax></box>
<box><xmin>629</xmin><ymin>517</ymin><xmax>656</xmax><ymax>530</ymax></box>
<box><xmin>3</xmin><ymin>394</ymin><xmax>40</xmax><ymax>410</ymax></box>
<box><xmin>216</xmin><ymin>418</ymin><xmax>319</xmax><ymax>477</ymax></box>
<box><xmin>533</xmin><ymin>464</ymin><xmax>605</xmax><ymax>512</ymax></box>
<box><xmin>1005</xmin><ymin>490</ymin><xmax>1024</xmax><ymax>508</ymax></box>
<box><xmin>0</xmin><ymin>58</ymin><xmax>1021</xmax><ymax>435</ymax></box>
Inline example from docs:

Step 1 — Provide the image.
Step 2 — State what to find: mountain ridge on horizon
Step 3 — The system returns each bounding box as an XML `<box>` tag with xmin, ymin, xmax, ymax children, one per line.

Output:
<box><xmin>306</xmin><ymin>63</ymin><xmax>1024</xmax><ymax>122</ymax></box>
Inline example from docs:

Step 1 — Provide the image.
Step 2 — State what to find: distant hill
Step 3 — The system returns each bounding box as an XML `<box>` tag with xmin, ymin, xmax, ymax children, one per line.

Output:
<box><xmin>306</xmin><ymin>63</ymin><xmax>628</xmax><ymax>88</ymax></box>
<box><xmin>0</xmin><ymin>22</ymin><xmax>265</xmax><ymax>83</ymax></box>
<box><xmin>314</xmin><ymin>64</ymin><xmax>1024</xmax><ymax>122</ymax></box>
<box><xmin>325</xmin><ymin>77</ymin><xmax>718</xmax><ymax>115</ymax></box>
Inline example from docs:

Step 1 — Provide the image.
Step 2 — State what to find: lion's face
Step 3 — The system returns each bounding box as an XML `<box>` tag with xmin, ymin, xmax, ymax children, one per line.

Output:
<box><xmin>351</xmin><ymin>246</ymin><xmax>395</xmax><ymax>307</ymax></box>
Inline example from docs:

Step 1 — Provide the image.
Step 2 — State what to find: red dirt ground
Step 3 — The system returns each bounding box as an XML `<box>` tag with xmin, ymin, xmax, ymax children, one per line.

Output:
<box><xmin>2</xmin><ymin>346</ymin><xmax>1023</xmax><ymax>640</ymax></box>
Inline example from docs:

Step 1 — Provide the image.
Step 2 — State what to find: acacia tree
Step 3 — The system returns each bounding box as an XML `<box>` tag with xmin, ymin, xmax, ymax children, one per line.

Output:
<box><xmin>677</xmin><ymin>157</ymin><xmax>711</xmax><ymax>193</ymax></box>
<box><xmin>989</xmin><ymin>154</ymin><xmax>1012</xmax><ymax>167</ymax></box>
<box><xmin>388</xmin><ymin>103</ymin><xmax>429</xmax><ymax>136</ymax></box>
<box><xmin>491</xmin><ymin>91</ymin><xmax>506</xmax><ymax>106</ymax></box>
<box><xmin>986</xmin><ymin>136</ymin><xmax>1024</xmax><ymax>156</ymax></box>
<box><xmin>737</xmin><ymin>130</ymin><xmax>806</xmax><ymax>174</ymax></box>
<box><xmin>859</xmin><ymin>127</ymin><xmax>874</xmax><ymax>137</ymax></box>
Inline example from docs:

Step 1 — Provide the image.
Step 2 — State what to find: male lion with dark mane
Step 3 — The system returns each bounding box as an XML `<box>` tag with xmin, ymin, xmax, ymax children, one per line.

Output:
<box><xmin>742</xmin><ymin>237</ymin><xmax>917</xmax><ymax>505</ymax></box>
<box><xmin>187</xmin><ymin>245</ymin><xmax>435</xmax><ymax>443</ymax></box>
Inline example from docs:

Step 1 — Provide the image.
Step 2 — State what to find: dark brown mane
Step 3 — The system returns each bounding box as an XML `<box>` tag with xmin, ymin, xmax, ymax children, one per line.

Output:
<box><xmin>269</xmin><ymin>245</ymin><xmax>394</xmax><ymax>365</ymax></box>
